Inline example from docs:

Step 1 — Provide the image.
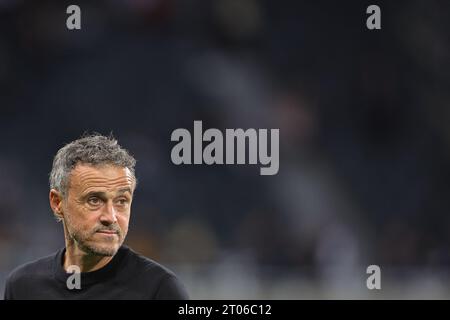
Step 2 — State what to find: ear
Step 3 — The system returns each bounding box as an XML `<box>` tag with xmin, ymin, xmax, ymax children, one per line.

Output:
<box><xmin>49</xmin><ymin>189</ymin><xmax>64</xmax><ymax>220</ymax></box>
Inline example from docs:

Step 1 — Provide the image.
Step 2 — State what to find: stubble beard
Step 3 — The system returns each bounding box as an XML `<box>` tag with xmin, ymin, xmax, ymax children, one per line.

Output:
<box><xmin>64</xmin><ymin>216</ymin><xmax>127</xmax><ymax>257</ymax></box>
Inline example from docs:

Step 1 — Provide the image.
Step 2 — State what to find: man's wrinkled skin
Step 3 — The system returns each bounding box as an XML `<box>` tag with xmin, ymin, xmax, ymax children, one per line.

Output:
<box><xmin>49</xmin><ymin>164</ymin><xmax>135</xmax><ymax>272</ymax></box>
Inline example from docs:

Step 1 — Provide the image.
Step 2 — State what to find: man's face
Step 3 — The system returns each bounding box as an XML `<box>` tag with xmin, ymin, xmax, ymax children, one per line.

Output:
<box><xmin>61</xmin><ymin>164</ymin><xmax>135</xmax><ymax>256</ymax></box>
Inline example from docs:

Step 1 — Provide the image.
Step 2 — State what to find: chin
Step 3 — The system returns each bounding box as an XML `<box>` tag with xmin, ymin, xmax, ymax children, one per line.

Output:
<box><xmin>83</xmin><ymin>241</ymin><xmax>120</xmax><ymax>257</ymax></box>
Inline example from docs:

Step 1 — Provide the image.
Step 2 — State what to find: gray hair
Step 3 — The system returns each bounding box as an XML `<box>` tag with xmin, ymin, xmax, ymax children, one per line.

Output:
<box><xmin>49</xmin><ymin>133</ymin><xmax>137</xmax><ymax>201</ymax></box>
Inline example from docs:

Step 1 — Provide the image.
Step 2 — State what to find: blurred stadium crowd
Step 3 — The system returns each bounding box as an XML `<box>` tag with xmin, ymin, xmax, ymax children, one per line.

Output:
<box><xmin>0</xmin><ymin>0</ymin><xmax>450</xmax><ymax>298</ymax></box>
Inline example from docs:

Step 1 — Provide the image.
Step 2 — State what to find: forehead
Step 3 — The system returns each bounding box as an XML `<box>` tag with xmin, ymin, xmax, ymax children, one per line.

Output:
<box><xmin>69</xmin><ymin>163</ymin><xmax>135</xmax><ymax>193</ymax></box>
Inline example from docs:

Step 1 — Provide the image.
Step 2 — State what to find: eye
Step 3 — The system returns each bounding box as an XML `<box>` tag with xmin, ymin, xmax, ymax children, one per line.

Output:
<box><xmin>87</xmin><ymin>196</ymin><xmax>102</xmax><ymax>206</ymax></box>
<box><xmin>116</xmin><ymin>198</ymin><xmax>129</xmax><ymax>206</ymax></box>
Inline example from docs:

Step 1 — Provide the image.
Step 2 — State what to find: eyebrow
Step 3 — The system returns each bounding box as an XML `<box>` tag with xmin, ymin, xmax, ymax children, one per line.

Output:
<box><xmin>83</xmin><ymin>188</ymin><xmax>133</xmax><ymax>198</ymax></box>
<box><xmin>117</xmin><ymin>187</ymin><xmax>133</xmax><ymax>195</ymax></box>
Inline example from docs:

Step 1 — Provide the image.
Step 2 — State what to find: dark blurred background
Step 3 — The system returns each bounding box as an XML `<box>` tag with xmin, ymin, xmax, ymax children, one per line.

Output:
<box><xmin>1</xmin><ymin>0</ymin><xmax>450</xmax><ymax>298</ymax></box>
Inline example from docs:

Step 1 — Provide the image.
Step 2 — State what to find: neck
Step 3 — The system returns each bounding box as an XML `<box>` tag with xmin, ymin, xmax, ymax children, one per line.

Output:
<box><xmin>63</xmin><ymin>231</ymin><xmax>113</xmax><ymax>272</ymax></box>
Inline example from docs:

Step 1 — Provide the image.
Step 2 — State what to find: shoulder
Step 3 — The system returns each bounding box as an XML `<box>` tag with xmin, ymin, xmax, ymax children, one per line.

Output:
<box><xmin>4</xmin><ymin>250</ymin><xmax>59</xmax><ymax>299</ymax></box>
<box><xmin>6</xmin><ymin>251</ymin><xmax>56</xmax><ymax>283</ymax></box>
<box><xmin>122</xmin><ymin>246</ymin><xmax>189</xmax><ymax>299</ymax></box>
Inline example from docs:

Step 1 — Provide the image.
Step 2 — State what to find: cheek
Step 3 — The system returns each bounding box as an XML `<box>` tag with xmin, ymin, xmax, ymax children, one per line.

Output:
<box><xmin>117</xmin><ymin>214</ymin><xmax>130</xmax><ymax>230</ymax></box>
<box><xmin>66</xmin><ymin>200</ymin><xmax>87</xmax><ymax>217</ymax></box>
<box><xmin>66</xmin><ymin>203</ymin><xmax>98</xmax><ymax>229</ymax></box>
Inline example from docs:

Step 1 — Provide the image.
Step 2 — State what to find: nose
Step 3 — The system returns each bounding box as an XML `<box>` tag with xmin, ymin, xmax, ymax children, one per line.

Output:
<box><xmin>100</xmin><ymin>201</ymin><xmax>118</xmax><ymax>225</ymax></box>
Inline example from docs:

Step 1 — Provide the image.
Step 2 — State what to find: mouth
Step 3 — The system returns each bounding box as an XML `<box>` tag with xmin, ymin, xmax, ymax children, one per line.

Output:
<box><xmin>96</xmin><ymin>230</ymin><xmax>118</xmax><ymax>235</ymax></box>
